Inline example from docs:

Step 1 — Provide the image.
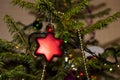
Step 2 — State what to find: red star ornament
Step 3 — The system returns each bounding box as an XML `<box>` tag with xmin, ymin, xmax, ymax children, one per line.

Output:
<box><xmin>35</xmin><ymin>33</ymin><xmax>63</xmax><ymax>62</ymax></box>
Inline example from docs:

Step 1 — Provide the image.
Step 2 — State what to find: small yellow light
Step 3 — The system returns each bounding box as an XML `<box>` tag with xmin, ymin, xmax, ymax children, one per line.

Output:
<box><xmin>69</xmin><ymin>54</ymin><xmax>73</xmax><ymax>58</ymax></box>
<box><xmin>64</xmin><ymin>40</ymin><xmax>67</xmax><ymax>43</ymax></box>
<box><xmin>77</xmin><ymin>75</ymin><xmax>80</xmax><ymax>78</ymax></box>
<box><xmin>109</xmin><ymin>68</ymin><xmax>113</xmax><ymax>72</ymax></box>
<box><xmin>117</xmin><ymin>65</ymin><xmax>120</xmax><ymax>68</ymax></box>
<box><xmin>104</xmin><ymin>63</ymin><xmax>107</xmax><ymax>66</ymax></box>
<box><xmin>15</xmin><ymin>46</ymin><xmax>19</xmax><ymax>49</ymax></box>
<box><xmin>36</xmin><ymin>18</ymin><xmax>40</xmax><ymax>21</ymax></box>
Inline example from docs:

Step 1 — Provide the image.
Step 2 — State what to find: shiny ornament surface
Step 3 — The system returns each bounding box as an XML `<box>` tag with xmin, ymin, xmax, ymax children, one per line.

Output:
<box><xmin>35</xmin><ymin>33</ymin><xmax>63</xmax><ymax>61</ymax></box>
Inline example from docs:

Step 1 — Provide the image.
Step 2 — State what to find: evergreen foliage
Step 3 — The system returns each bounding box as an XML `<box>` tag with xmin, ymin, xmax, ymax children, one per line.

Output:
<box><xmin>0</xmin><ymin>0</ymin><xmax>120</xmax><ymax>80</ymax></box>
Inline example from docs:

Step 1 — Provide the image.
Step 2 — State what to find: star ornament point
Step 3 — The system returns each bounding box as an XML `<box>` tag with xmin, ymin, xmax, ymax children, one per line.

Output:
<box><xmin>35</xmin><ymin>33</ymin><xmax>63</xmax><ymax>62</ymax></box>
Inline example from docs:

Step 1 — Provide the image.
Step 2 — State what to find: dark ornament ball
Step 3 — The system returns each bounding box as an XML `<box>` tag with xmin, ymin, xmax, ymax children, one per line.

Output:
<box><xmin>33</xmin><ymin>19</ymin><xmax>43</xmax><ymax>30</ymax></box>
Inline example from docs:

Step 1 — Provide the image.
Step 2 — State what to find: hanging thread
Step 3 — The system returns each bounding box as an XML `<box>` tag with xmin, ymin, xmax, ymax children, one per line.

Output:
<box><xmin>78</xmin><ymin>29</ymin><xmax>90</xmax><ymax>80</ymax></box>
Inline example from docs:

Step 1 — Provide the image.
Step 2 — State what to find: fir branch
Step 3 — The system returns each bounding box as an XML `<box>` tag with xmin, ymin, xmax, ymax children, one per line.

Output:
<box><xmin>63</xmin><ymin>8</ymin><xmax>110</xmax><ymax>20</ymax></box>
<box><xmin>56</xmin><ymin>18</ymin><xmax>84</xmax><ymax>40</ymax></box>
<box><xmin>36</xmin><ymin>0</ymin><xmax>61</xmax><ymax>20</ymax></box>
<box><xmin>50</xmin><ymin>70</ymin><xmax>67</xmax><ymax>80</ymax></box>
<box><xmin>1</xmin><ymin>65</ymin><xmax>38</xmax><ymax>79</ymax></box>
<box><xmin>0</xmin><ymin>39</ymin><xmax>15</xmax><ymax>53</ymax></box>
<box><xmin>64</xmin><ymin>19</ymin><xmax>84</xmax><ymax>30</ymax></box>
<box><xmin>0</xmin><ymin>52</ymin><xmax>37</xmax><ymax>79</ymax></box>
<box><xmin>82</xmin><ymin>12</ymin><xmax>120</xmax><ymax>34</ymax></box>
<box><xmin>4</xmin><ymin>15</ymin><xmax>28</xmax><ymax>48</ymax></box>
<box><xmin>56</xmin><ymin>0</ymin><xmax>88</xmax><ymax>39</ymax></box>
<box><xmin>0</xmin><ymin>52</ymin><xmax>36</xmax><ymax>73</ymax></box>
<box><xmin>88</xmin><ymin>59</ymin><xmax>103</xmax><ymax>70</ymax></box>
<box><xmin>63</xmin><ymin>0</ymin><xmax>88</xmax><ymax>19</ymax></box>
<box><xmin>90</xmin><ymin>8</ymin><xmax>111</xmax><ymax>18</ymax></box>
<box><xmin>11</xmin><ymin>0</ymin><xmax>59</xmax><ymax>19</ymax></box>
<box><xmin>40</xmin><ymin>0</ymin><xmax>55</xmax><ymax>11</ymax></box>
<box><xmin>0</xmin><ymin>62</ymin><xmax>4</xmax><ymax>67</ymax></box>
<box><xmin>11</xmin><ymin>0</ymin><xmax>37</xmax><ymax>10</ymax></box>
<box><xmin>90</xmin><ymin>3</ymin><xmax>106</xmax><ymax>12</ymax></box>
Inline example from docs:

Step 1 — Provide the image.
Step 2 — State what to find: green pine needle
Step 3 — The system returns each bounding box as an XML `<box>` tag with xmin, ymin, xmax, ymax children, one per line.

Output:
<box><xmin>4</xmin><ymin>15</ymin><xmax>28</xmax><ymax>49</ymax></box>
<box><xmin>82</xmin><ymin>12</ymin><xmax>120</xmax><ymax>34</ymax></box>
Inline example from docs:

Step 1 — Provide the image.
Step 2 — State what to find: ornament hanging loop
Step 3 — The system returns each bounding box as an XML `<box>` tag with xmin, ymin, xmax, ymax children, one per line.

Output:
<box><xmin>46</xmin><ymin>23</ymin><xmax>54</xmax><ymax>33</ymax></box>
<box><xmin>46</xmin><ymin>12</ymin><xmax>54</xmax><ymax>33</ymax></box>
<box><xmin>50</xmin><ymin>12</ymin><xmax>52</xmax><ymax>24</ymax></box>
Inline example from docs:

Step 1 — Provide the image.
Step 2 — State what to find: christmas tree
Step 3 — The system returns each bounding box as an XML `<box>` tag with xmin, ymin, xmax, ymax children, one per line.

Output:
<box><xmin>0</xmin><ymin>0</ymin><xmax>120</xmax><ymax>80</ymax></box>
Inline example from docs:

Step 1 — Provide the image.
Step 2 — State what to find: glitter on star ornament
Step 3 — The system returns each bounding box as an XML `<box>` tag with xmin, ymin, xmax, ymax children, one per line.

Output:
<box><xmin>35</xmin><ymin>24</ymin><xmax>63</xmax><ymax>62</ymax></box>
